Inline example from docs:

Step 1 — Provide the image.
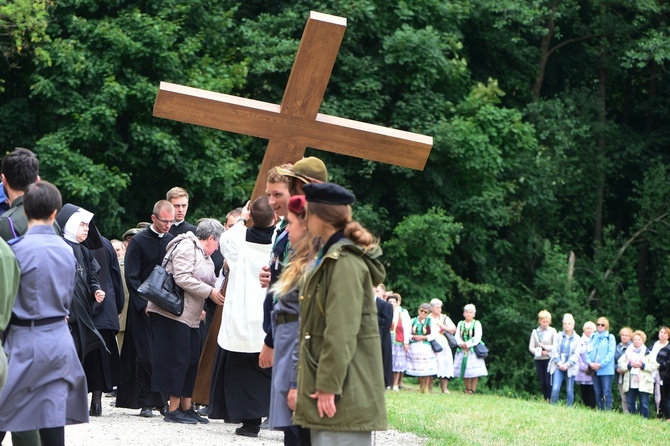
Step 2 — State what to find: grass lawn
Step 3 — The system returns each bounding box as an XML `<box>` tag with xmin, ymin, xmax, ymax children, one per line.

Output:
<box><xmin>386</xmin><ymin>381</ymin><xmax>669</xmax><ymax>446</ymax></box>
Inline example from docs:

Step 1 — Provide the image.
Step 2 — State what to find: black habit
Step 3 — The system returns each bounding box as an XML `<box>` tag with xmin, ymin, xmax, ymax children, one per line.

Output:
<box><xmin>116</xmin><ymin>227</ymin><xmax>173</xmax><ymax>409</ymax></box>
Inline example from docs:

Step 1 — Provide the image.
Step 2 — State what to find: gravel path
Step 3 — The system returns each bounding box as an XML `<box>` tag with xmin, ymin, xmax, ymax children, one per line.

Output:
<box><xmin>5</xmin><ymin>397</ymin><xmax>424</xmax><ymax>446</ymax></box>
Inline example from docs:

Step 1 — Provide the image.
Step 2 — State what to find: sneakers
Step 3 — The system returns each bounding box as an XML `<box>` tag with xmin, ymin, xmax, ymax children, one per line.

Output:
<box><xmin>235</xmin><ymin>425</ymin><xmax>259</xmax><ymax>438</ymax></box>
<box><xmin>183</xmin><ymin>407</ymin><xmax>209</xmax><ymax>424</ymax></box>
<box><xmin>163</xmin><ymin>408</ymin><xmax>197</xmax><ymax>424</ymax></box>
<box><xmin>139</xmin><ymin>407</ymin><xmax>154</xmax><ymax>418</ymax></box>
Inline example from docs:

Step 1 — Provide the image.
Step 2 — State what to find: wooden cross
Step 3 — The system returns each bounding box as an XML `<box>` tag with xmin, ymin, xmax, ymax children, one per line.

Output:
<box><xmin>153</xmin><ymin>11</ymin><xmax>433</xmax><ymax>201</ymax></box>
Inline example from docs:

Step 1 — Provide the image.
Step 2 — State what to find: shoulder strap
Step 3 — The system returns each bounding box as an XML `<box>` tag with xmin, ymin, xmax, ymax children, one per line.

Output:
<box><xmin>7</xmin><ymin>216</ymin><xmax>17</xmax><ymax>239</ymax></box>
<box><xmin>162</xmin><ymin>240</ymin><xmax>182</xmax><ymax>267</ymax></box>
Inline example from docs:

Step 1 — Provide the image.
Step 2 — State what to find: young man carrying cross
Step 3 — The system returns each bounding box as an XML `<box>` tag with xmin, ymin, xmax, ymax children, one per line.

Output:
<box><xmin>259</xmin><ymin>157</ymin><xmax>328</xmax><ymax>446</ymax></box>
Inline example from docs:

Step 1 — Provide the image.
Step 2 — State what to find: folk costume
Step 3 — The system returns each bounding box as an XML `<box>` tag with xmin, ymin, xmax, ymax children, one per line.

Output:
<box><xmin>453</xmin><ymin>320</ymin><xmax>488</xmax><ymax>379</ymax></box>
<box><xmin>390</xmin><ymin>306</ymin><xmax>411</xmax><ymax>373</ymax></box>
<box><xmin>406</xmin><ymin>316</ymin><xmax>437</xmax><ymax>377</ymax></box>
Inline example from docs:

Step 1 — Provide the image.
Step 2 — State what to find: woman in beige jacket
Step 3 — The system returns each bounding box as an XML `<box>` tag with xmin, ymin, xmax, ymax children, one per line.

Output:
<box><xmin>617</xmin><ymin>330</ymin><xmax>658</xmax><ymax>418</ymax></box>
<box><xmin>148</xmin><ymin>219</ymin><xmax>224</xmax><ymax>424</ymax></box>
<box><xmin>529</xmin><ymin>310</ymin><xmax>557</xmax><ymax>401</ymax></box>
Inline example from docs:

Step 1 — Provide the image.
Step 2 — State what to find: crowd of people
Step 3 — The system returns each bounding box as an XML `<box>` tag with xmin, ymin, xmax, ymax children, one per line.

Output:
<box><xmin>377</xmin><ymin>288</ymin><xmax>489</xmax><ymax>395</ymax></box>
<box><xmin>529</xmin><ymin>310</ymin><xmax>670</xmax><ymax>420</ymax></box>
<box><xmin>0</xmin><ymin>149</ymin><xmax>397</xmax><ymax>446</ymax></box>
<box><xmin>4</xmin><ymin>146</ymin><xmax>668</xmax><ymax>446</ymax></box>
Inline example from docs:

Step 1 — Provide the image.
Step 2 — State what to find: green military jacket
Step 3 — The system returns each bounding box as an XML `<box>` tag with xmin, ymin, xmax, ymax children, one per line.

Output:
<box><xmin>293</xmin><ymin>239</ymin><xmax>387</xmax><ymax>432</ymax></box>
<box><xmin>0</xmin><ymin>196</ymin><xmax>28</xmax><ymax>242</ymax></box>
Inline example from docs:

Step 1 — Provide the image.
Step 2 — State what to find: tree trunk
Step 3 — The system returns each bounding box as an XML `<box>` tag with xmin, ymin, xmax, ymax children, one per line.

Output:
<box><xmin>531</xmin><ymin>0</ymin><xmax>561</xmax><ymax>102</ymax></box>
<box><xmin>593</xmin><ymin>43</ymin><xmax>607</xmax><ymax>244</ymax></box>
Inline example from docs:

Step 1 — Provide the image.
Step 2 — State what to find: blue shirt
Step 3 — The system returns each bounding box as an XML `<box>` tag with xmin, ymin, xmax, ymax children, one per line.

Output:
<box><xmin>10</xmin><ymin>225</ymin><xmax>76</xmax><ymax>319</ymax></box>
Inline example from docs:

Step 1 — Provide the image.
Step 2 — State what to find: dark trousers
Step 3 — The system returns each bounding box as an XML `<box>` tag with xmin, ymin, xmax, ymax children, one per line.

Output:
<box><xmin>534</xmin><ymin>359</ymin><xmax>551</xmax><ymax>400</ymax></box>
<box><xmin>580</xmin><ymin>383</ymin><xmax>596</xmax><ymax>408</ymax></box>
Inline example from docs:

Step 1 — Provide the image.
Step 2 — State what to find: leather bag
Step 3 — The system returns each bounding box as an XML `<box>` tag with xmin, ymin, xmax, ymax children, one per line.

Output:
<box><xmin>473</xmin><ymin>342</ymin><xmax>489</xmax><ymax>359</ymax></box>
<box><xmin>430</xmin><ymin>339</ymin><xmax>444</xmax><ymax>353</ymax></box>
<box><xmin>444</xmin><ymin>332</ymin><xmax>459</xmax><ymax>349</ymax></box>
<box><xmin>137</xmin><ymin>243</ymin><xmax>184</xmax><ymax>316</ymax></box>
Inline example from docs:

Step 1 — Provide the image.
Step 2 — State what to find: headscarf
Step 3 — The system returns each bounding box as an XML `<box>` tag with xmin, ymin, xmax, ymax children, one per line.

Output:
<box><xmin>63</xmin><ymin>209</ymin><xmax>94</xmax><ymax>244</ymax></box>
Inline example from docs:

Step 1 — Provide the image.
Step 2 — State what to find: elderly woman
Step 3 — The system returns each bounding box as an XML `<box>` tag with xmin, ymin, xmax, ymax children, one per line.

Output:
<box><xmin>453</xmin><ymin>304</ymin><xmax>488</xmax><ymax>394</ymax></box>
<box><xmin>529</xmin><ymin>310</ymin><xmax>557</xmax><ymax>401</ymax></box>
<box><xmin>56</xmin><ymin>204</ymin><xmax>114</xmax><ymax>417</ymax></box>
<box><xmin>55</xmin><ymin>204</ymin><xmax>107</xmax><ymax>362</ymax></box>
<box><xmin>387</xmin><ymin>293</ymin><xmax>411</xmax><ymax>391</ymax></box>
<box><xmin>293</xmin><ymin>183</ymin><xmax>387</xmax><ymax>445</ymax></box>
<box><xmin>406</xmin><ymin>303</ymin><xmax>438</xmax><ymax>393</ymax></box>
<box><xmin>148</xmin><ymin>218</ymin><xmax>224</xmax><ymax>425</ymax></box>
<box><xmin>588</xmin><ymin>317</ymin><xmax>616</xmax><ymax>410</ymax></box>
<box><xmin>615</xmin><ymin>327</ymin><xmax>633</xmax><ymax>413</ymax></box>
<box><xmin>549</xmin><ymin>314</ymin><xmax>580</xmax><ymax>406</ymax></box>
<box><xmin>428</xmin><ymin>298</ymin><xmax>456</xmax><ymax>393</ymax></box>
<box><xmin>576</xmin><ymin>321</ymin><xmax>597</xmax><ymax>408</ymax></box>
<box><xmin>617</xmin><ymin>330</ymin><xmax>657</xmax><ymax>418</ymax></box>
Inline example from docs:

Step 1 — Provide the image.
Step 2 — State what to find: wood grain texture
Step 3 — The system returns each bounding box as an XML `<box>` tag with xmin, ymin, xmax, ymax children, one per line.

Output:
<box><xmin>153</xmin><ymin>11</ymin><xmax>433</xmax><ymax>203</ymax></box>
<box><xmin>154</xmin><ymin>82</ymin><xmax>432</xmax><ymax>170</ymax></box>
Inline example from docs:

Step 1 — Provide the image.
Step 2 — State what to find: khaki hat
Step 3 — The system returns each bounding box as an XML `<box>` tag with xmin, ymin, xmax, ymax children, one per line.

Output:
<box><xmin>122</xmin><ymin>227</ymin><xmax>142</xmax><ymax>240</ymax></box>
<box><xmin>275</xmin><ymin>157</ymin><xmax>328</xmax><ymax>184</ymax></box>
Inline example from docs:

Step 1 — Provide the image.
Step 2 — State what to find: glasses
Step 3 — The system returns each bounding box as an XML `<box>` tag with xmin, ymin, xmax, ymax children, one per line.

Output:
<box><xmin>154</xmin><ymin>215</ymin><xmax>175</xmax><ymax>225</ymax></box>
<box><xmin>597</xmin><ymin>323</ymin><xmax>606</xmax><ymax>327</ymax></box>
<box><xmin>419</xmin><ymin>310</ymin><xmax>429</xmax><ymax>314</ymax></box>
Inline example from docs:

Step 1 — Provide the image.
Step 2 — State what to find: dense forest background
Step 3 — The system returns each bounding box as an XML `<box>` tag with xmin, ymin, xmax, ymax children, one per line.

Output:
<box><xmin>2</xmin><ymin>0</ymin><xmax>669</xmax><ymax>395</ymax></box>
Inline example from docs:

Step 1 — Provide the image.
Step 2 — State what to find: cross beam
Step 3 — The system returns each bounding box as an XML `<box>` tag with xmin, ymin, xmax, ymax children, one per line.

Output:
<box><xmin>153</xmin><ymin>11</ymin><xmax>433</xmax><ymax>201</ymax></box>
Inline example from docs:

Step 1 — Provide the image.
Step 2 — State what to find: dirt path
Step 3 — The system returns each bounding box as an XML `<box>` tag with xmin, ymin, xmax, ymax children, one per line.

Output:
<box><xmin>5</xmin><ymin>397</ymin><xmax>423</xmax><ymax>446</ymax></box>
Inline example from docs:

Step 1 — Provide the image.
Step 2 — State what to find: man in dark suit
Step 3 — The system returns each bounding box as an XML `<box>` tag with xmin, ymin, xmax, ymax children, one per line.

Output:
<box><xmin>167</xmin><ymin>187</ymin><xmax>196</xmax><ymax>236</ymax></box>
<box><xmin>116</xmin><ymin>200</ymin><xmax>175</xmax><ymax>417</ymax></box>
<box><xmin>375</xmin><ymin>286</ymin><xmax>393</xmax><ymax>389</ymax></box>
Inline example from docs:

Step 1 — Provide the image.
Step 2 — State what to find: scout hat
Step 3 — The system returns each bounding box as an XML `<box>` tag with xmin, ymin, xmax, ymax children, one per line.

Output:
<box><xmin>275</xmin><ymin>157</ymin><xmax>328</xmax><ymax>184</ymax></box>
<box><xmin>303</xmin><ymin>183</ymin><xmax>355</xmax><ymax>205</ymax></box>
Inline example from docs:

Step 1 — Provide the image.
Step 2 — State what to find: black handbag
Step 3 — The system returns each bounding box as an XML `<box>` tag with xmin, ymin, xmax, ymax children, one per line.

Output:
<box><xmin>444</xmin><ymin>332</ymin><xmax>459</xmax><ymax>349</ymax></box>
<box><xmin>137</xmin><ymin>243</ymin><xmax>184</xmax><ymax>316</ymax></box>
<box><xmin>430</xmin><ymin>339</ymin><xmax>444</xmax><ymax>353</ymax></box>
<box><xmin>473</xmin><ymin>342</ymin><xmax>489</xmax><ymax>359</ymax></box>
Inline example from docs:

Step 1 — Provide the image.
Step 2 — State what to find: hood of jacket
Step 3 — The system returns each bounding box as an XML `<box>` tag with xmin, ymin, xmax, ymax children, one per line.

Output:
<box><xmin>334</xmin><ymin>238</ymin><xmax>386</xmax><ymax>285</ymax></box>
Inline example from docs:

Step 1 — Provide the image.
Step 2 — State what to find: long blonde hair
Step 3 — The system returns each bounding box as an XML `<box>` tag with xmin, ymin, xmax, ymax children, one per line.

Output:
<box><xmin>272</xmin><ymin>233</ymin><xmax>318</xmax><ymax>296</ymax></box>
<box><xmin>271</xmin><ymin>196</ymin><xmax>319</xmax><ymax>296</ymax></box>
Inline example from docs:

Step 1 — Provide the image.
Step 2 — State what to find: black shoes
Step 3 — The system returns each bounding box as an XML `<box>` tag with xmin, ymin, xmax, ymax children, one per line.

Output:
<box><xmin>139</xmin><ymin>407</ymin><xmax>154</xmax><ymax>418</ymax></box>
<box><xmin>89</xmin><ymin>403</ymin><xmax>102</xmax><ymax>417</ymax></box>
<box><xmin>164</xmin><ymin>408</ymin><xmax>197</xmax><ymax>424</ymax></box>
<box><xmin>235</xmin><ymin>425</ymin><xmax>260</xmax><ymax>438</ymax></box>
<box><xmin>183</xmin><ymin>407</ymin><xmax>209</xmax><ymax>424</ymax></box>
<box><xmin>158</xmin><ymin>405</ymin><xmax>168</xmax><ymax>416</ymax></box>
